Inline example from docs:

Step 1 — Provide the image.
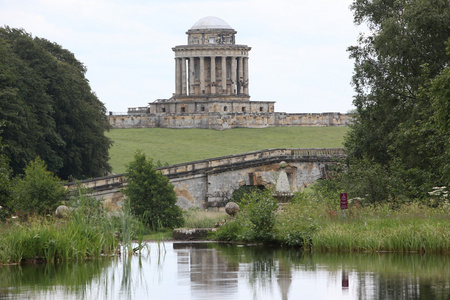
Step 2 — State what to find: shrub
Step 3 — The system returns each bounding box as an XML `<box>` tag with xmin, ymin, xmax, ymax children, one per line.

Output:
<box><xmin>11</xmin><ymin>157</ymin><xmax>67</xmax><ymax>215</ymax></box>
<box><xmin>239</xmin><ymin>189</ymin><xmax>278</xmax><ymax>243</ymax></box>
<box><xmin>123</xmin><ymin>151</ymin><xmax>184</xmax><ymax>230</ymax></box>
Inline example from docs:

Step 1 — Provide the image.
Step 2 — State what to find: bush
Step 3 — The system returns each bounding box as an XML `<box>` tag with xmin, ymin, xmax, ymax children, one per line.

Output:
<box><xmin>123</xmin><ymin>151</ymin><xmax>184</xmax><ymax>230</ymax></box>
<box><xmin>239</xmin><ymin>189</ymin><xmax>278</xmax><ymax>243</ymax></box>
<box><xmin>11</xmin><ymin>157</ymin><xmax>67</xmax><ymax>215</ymax></box>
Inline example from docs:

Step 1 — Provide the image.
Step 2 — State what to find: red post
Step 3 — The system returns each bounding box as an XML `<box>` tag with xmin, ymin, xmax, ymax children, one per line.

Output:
<box><xmin>340</xmin><ymin>193</ymin><xmax>348</xmax><ymax>210</ymax></box>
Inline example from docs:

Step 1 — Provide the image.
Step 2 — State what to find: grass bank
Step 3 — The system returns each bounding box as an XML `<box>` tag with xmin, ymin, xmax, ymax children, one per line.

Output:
<box><xmin>212</xmin><ymin>191</ymin><xmax>450</xmax><ymax>253</ymax></box>
<box><xmin>106</xmin><ymin>127</ymin><xmax>348</xmax><ymax>173</ymax></box>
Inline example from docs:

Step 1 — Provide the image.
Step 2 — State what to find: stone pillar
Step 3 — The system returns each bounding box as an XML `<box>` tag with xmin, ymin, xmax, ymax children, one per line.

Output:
<box><xmin>181</xmin><ymin>57</ymin><xmax>187</xmax><ymax>95</ymax></box>
<box><xmin>221</xmin><ymin>56</ymin><xmax>227</xmax><ymax>95</ymax></box>
<box><xmin>244</xmin><ymin>57</ymin><xmax>249</xmax><ymax>95</ymax></box>
<box><xmin>231</xmin><ymin>56</ymin><xmax>237</xmax><ymax>94</ymax></box>
<box><xmin>189</xmin><ymin>57</ymin><xmax>195</xmax><ymax>95</ymax></box>
<box><xmin>175</xmin><ymin>58</ymin><xmax>181</xmax><ymax>95</ymax></box>
<box><xmin>238</xmin><ymin>57</ymin><xmax>244</xmax><ymax>94</ymax></box>
<box><xmin>200</xmin><ymin>56</ymin><xmax>205</xmax><ymax>94</ymax></box>
<box><xmin>210</xmin><ymin>56</ymin><xmax>216</xmax><ymax>94</ymax></box>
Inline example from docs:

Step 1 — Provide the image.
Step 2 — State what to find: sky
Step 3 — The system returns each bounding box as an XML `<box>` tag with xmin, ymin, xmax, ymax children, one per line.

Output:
<box><xmin>0</xmin><ymin>0</ymin><xmax>365</xmax><ymax>114</ymax></box>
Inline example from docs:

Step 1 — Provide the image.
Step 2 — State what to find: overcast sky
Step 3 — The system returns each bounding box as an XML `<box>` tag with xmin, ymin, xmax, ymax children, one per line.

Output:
<box><xmin>1</xmin><ymin>0</ymin><xmax>364</xmax><ymax>113</ymax></box>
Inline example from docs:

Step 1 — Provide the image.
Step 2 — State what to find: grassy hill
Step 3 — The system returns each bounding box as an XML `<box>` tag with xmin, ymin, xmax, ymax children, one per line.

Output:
<box><xmin>106</xmin><ymin>127</ymin><xmax>349</xmax><ymax>174</ymax></box>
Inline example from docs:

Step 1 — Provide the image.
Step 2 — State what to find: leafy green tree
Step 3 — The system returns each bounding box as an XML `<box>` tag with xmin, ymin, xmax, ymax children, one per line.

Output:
<box><xmin>12</xmin><ymin>157</ymin><xmax>67</xmax><ymax>215</ymax></box>
<box><xmin>0</xmin><ymin>128</ymin><xmax>13</xmax><ymax>220</ymax></box>
<box><xmin>123</xmin><ymin>151</ymin><xmax>184</xmax><ymax>230</ymax></box>
<box><xmin>345</xmin><ymin>0</ymin><xmax>450</xmax><ymax>200</ymax></box>
<box><xmin>0</xmin><ymin>27</ymin><xmax>111</xmax><ymax>179</ymax></box>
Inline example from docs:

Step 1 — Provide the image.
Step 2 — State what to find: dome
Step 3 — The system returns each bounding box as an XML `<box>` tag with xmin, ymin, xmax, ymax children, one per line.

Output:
<box><xmin>190</xmin><ymin>16</ymin><xmax>233</xmax><ymax>30</ymax></box>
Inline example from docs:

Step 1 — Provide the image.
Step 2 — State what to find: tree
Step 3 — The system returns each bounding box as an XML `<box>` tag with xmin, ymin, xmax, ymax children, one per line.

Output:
<box><xmin>0</xmin><ymin>127</ymin><xmax>13</xmax><ymax>220</ymax></box>
<box><xmin>345</xmin><ymin>0</ymin><xmax>450</xmax><ymax>200</ymax></box>
<box><xmin>123</xmin><ymin>151</ymin><xmax>184</xmax><ymax>230</ymax></box>
<box><xmin>12</xmin><ymin>157</ymin><xmax>67</xmax><ymax>215</ymax></box>
<box><xmin>0</xmin><ymin>27</ymin><xmax>111</xmax><ymax>179</ymax></box>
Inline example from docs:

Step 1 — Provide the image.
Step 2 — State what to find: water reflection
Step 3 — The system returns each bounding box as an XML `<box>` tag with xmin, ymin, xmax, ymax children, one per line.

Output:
<box><xmin>0</xmin><ymin>242</ymin><xmax>449</xmax><ymax>300</ymax></box>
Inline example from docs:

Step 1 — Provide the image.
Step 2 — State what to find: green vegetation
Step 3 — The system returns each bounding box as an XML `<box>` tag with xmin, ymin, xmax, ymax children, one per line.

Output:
<box><xmin>345</xmin><ymin>0</ymin><xmax>450</xmax><ymax>201</ymax></box>
<box><xmin>212</xmin><ymin>187</ymin><xmax>450</xmax><ymax>253</ymax></box>
<box><xmin>182</xmin><ymin>208</ymin><xmax>227</xmax><ymax>229</ymax></box>
<box><xmin>107</xmin><ymin>126</ymin><xmax>348</xmax><ymax>173</ymax></box>
<box><xmin>11</xmin><ymin>157</ymin><xmax>66</xmax><ymax>215</ymax></box>
<box><xmin>123</xmin><ymin>151</ymin><xmax>184</xmax><ymax>230</ymax></box>
<box><xmin>0</xmin><ymin>186</ymin><xmax>149</xmax><ymax>265</ymax></box>
<box><xmin>0</xmin><ymin>27</ymin><xmax>111</xmax><ymax>180</ymax></box>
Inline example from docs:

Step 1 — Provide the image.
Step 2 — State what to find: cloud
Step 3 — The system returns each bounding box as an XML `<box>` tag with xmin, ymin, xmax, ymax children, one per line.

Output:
<box><xmin>0</xmin><ymin>0</ymin><xmax>362</xmax><ymax>113</ymax></box>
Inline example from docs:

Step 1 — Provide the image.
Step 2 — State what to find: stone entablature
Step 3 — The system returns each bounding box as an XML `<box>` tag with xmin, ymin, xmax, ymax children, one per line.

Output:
<box><xmin>110</xmin><ymin>112</ymin><xmax>353</xmax><ymax>130</ymax></box>
<box><xmin>145</xmin><ymin>100</ymin><xmax>274</xmax><ymax>114</ymax></box>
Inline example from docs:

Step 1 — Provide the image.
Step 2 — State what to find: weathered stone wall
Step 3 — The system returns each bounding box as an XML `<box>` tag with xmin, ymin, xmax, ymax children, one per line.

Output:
<box><xmin>69</xmin><ymin>148</ymin><xmax>345</xmax><ymax>210</ymax></box>
<box><xmin>109</xmin><ymin>112</ymin><xmax>352</xmax><ymax>130</ymax></box>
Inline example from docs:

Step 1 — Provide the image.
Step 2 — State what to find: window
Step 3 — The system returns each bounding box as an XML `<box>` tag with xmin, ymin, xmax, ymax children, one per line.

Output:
<box><xmin>242</xmin><ymin>107</ymin><xmax>246</xmax><ymax>112</ymax></box>
<box><xmin>260</xmin><ymin>107</ymin><xmax>263</xmax><ymax>112</ymax></box>
<box><xmin>181</xmin><ymin>107</ymin><xmax>185</xmax><ymax>113</ymax></box>
<box><xmin>162</xmin><ymin>107</ymin><xmax>166</xmax><ymax>113</ymax></box>
<box><xmin>225</xmin><ymin>37</ymin><xmax>231</xmax><ymax>44</ymax></box>
<box><xmin>193</xmin><ymin>37</ymin><xmax>199</xmax><ymax>44</ymax></box>
<box><xmin>224</xmin><ymin>106</ymin><xmax>228</xmax><ymax>112</ymax></box>
<box><xmin>201</xmin><ymin>106</ymin><xmax>205</xmax><ymax>112</ymax></box>
<box><xmin>209</xmin><ymin>36</ymin><xmax>215</xmax><ymax>44</ymax></box>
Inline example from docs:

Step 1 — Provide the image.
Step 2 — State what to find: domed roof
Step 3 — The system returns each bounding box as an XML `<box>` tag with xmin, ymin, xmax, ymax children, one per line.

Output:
<box><xmin>190</xmin><ymin>16</ymin><xmax>233</xmax><ymax>30</ymax></box>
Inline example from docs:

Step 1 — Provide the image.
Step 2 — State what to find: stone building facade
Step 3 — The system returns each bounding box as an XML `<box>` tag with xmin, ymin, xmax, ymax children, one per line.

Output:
<box><xmin>109</xmin><ymin>16</ymin><xmax>353</xmax><ymax>129</ymax></box>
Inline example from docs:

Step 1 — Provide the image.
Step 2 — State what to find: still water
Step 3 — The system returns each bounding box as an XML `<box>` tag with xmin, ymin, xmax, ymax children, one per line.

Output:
<box><xmin>1</xmin><ymin>242</ymin><xmax>449</xmax><ymax>300</ymax></box>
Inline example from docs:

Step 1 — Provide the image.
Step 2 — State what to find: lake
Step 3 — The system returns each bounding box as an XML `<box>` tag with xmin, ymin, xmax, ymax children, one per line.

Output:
<box><xmin>1</xmin><ymin>242</ymin><xmax>449</xmax><ymax>299</ymax></box>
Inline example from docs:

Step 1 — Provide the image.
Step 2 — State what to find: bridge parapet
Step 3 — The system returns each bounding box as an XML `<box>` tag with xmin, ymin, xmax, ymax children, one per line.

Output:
<box><xmin>159</xmin><ymin>148</ymin><xmax>345</xmax><ymax>178</ymax></box>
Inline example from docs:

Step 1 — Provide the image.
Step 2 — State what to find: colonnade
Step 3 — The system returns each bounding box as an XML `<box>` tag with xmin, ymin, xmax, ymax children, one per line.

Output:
<box><xmin>174</xmin><ymin>56</ymin><xmax>249</xmax><ymax>97</ymax></box>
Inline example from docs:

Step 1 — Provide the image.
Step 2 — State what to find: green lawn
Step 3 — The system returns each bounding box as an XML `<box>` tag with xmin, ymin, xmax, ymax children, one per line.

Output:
<box><xmin>106</xmin><ymin>127</ymin><xmax>348</xmax><ymax>174</ymax></box>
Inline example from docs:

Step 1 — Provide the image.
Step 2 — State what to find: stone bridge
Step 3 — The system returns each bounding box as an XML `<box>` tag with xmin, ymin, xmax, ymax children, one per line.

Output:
<box><xmin>66</xmin><ymin>148</ymin><xmax>345</xmax><ymax>210</ymax></box>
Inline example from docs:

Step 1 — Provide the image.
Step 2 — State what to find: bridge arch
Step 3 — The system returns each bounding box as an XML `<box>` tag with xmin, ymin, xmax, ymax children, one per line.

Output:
<box><xmin>67</xmin><ymin>148</ymin><xmax>345</xmax><ymax>210</ymax></box>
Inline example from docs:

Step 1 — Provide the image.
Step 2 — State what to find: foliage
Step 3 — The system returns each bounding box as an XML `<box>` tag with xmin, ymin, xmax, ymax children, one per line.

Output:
<box><xmin>345</xmin><ymin>0</ymin><xmax>450</xmax><ymax>201</ymax></box>
<box><xmin>11</xmin><ymin>157</ymin><xmax>67</xmax><ymax>215</ymax></box>
<box><xmin>0</xmin><ymin>26</ymin><xmax>111</xmax><ymax>180</ymax></box>
<box><xmin>239</xmin><ymin>190</ymin><xmax>278</xmax><ymax>242</ymax></box>
<box><xmin>230</xmin><ymin>185</ymin><xmax>265</xmax><ymax>204</ymax></box>
<box><xmin>214</xmin><ymin>189</ymin><xmax>278</xmax><ymax>243</ymax></box>
<box><xmin>0</xmin><ymin>128</ymin><xmax>13</xmax><ymax>220</ymax></box>
<box><xmin>0</xmin><ymin>187</ymin><xmax>121</xmax><ymax>264</ymax></box>
<box><xmin>123</xmin><ymin>151</ymin><xmax>184</xmax><ymax>230</ymax></box>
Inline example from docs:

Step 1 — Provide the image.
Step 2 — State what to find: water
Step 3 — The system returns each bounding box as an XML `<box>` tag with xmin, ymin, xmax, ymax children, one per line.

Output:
<box><xmin>1</xmin><ymin>242</ymin><xmax>449</xmax><ymax>300</ymax></box>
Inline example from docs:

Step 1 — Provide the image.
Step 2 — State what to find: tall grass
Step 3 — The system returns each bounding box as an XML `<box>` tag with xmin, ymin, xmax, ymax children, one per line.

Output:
<box><xmin>0</xmin><ymin>188</ymin><xmax>147</xmax><ymax>264</ymax></box>
<box><xmin>212</xmin><ymin>189</ymin><xmax>450</xmax><ymax>253</ymax></box>
<box><xmin>182</xmin><ymin>208</ymin><xmax>227</xmax><ymax>228</ymax></box>
<box><xmin>106</xmin><ymin>127</ymin><xmax>348</xmax><ymax>173</ymax></box>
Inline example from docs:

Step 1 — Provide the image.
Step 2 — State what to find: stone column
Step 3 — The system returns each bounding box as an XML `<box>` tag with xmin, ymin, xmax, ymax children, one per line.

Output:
<box><xmin>231</xmin><ymin>56</ymin><xmax>237</xmax><ymax>94</ymax></box>
<box><xmin>210</xmin><ymin>56</ymin><xmax>216</xmax><ymax>94</ymax></box>
<box><xmin>238</xmin><ymin>57</ymin><xmax>244</xmax><ymax>94</ymax></box>
<box><xmin>221</xmin><ymin>56</ymin><xmax>227</xmax><ymax>94</ymax></box>
<box><xmin>200</xmin><ymin>56</ymin><xmax>205</xmax><ymax>94</ymax></box>
<box><xmin>181</xmin><ymin>57</ymin><xmax>187</xmax><ymax>95</ymax></box>
<box><xmin>189</xmin><ymin>57</ymin><xmax>195</xmax><ymax>95</ymax></box>
<box><xmin>175</xmin><ymin>58</ymin><xmax>181</xmax><ymax>95</ymax></box>
<box><xmin>244</xmin><ymin>57</ymin><xmax>249</xmax><ymax>95</ymax></box>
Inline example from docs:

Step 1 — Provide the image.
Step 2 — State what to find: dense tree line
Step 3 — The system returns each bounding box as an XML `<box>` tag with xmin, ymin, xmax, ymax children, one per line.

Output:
<box><xmin>343</xmin><ymin>0</ymin><xmax>450</xmax><ymax>202</ymax></box>
<box><xmin>0</xmin><ymin>26</ymin><xmax>111</xmax><ymax>180</ymax></box>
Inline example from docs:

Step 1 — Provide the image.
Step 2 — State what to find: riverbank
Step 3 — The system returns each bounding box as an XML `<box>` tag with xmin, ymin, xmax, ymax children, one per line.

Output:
<box><xmin>211</xmin><ymin>193</ymin><xmax>450</xmax><ymax>253</ymax></box>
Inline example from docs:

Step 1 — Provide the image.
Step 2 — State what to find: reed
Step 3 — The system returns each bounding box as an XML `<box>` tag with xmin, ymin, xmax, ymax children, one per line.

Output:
<box><xmin>280</xmin><ymin>200</ymin><xmax>450</xmax><ymax>253</ymax></box>
<box><xmin>0</xmin><ymin>188</ymin><xmax>150</xmax><ymax>264</ymax></box>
